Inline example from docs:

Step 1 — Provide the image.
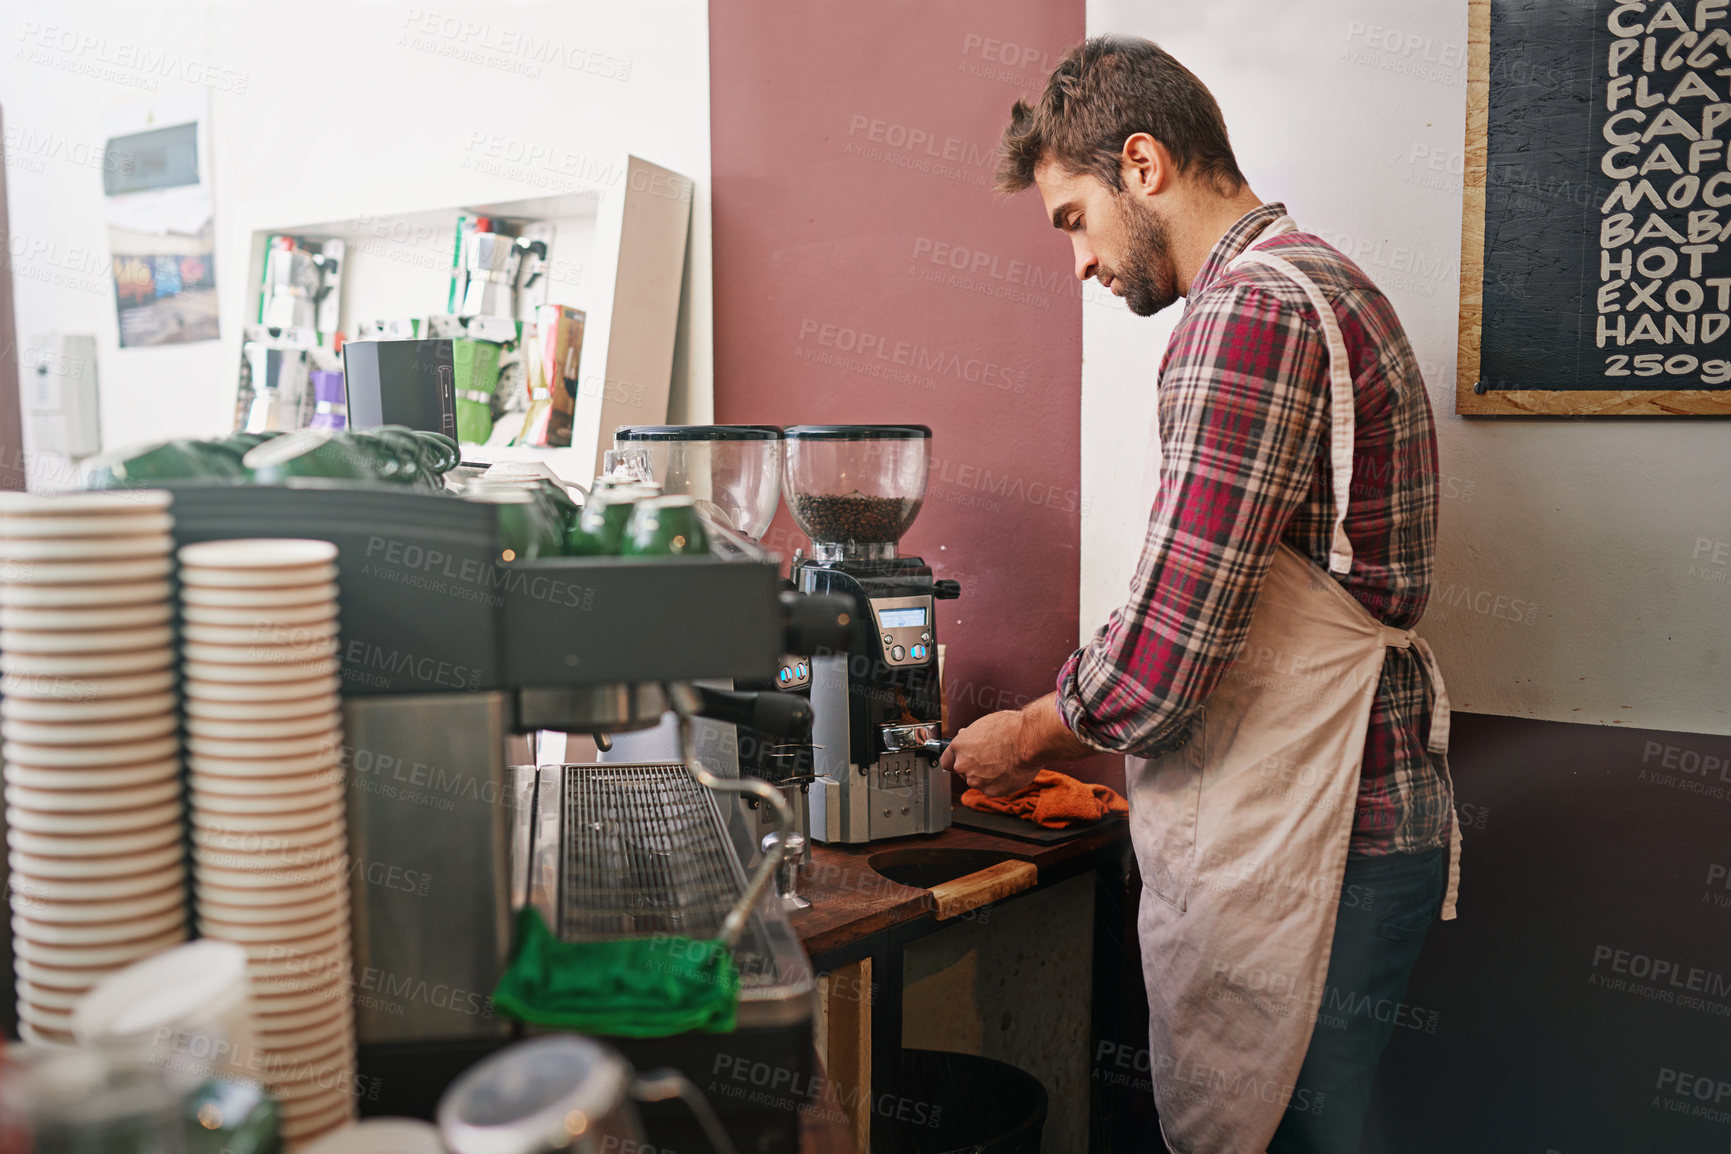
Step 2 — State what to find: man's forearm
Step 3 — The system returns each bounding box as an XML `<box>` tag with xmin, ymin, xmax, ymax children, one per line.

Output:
<box><xmin>1014</xmin><ymin>692</ymin><xmax>1098</xmax><ymax>767</ymax></box>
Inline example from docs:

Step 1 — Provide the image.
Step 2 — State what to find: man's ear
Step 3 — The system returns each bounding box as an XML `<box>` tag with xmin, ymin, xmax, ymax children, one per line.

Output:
<box><xmin>1120</xmin><ymin>132</ymin><xmax>1168</xmax><ymax>197</ymax></box>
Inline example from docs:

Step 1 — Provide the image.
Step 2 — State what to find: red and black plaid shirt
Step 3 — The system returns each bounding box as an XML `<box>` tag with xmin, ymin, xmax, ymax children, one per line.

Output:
<box><xmin>1056</xmin><ymin>202</ymin><xmax>1452</xmax><ymax>856</ymax></box>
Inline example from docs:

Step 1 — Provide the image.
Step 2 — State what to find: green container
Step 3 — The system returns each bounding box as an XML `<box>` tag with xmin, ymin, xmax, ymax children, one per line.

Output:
<box><xmin>471</xmin><ymin>483</ymin><xmax>565</xmax><ymax>560</ymax></box>
<box><xmin>568</xmin><ymin>484</ymin><xmax>655</xmax><ymax>556</ymax></box>
<box><xmin>86</xmin><ymin>440</ymin><xmax>249</xmax><ymax>487</ymax></box>
<box><xmin>243</xmin><ymin>430</ymin><xmax>378</xmax><ymax>484</ymax></box>
<box><xmin>453</xmin><ymin>339</ymin><xmax>504</xmax><ymax>445</ymax></box>
<box><xmin>621</xmin><ymin>495</ymin><xmax>709</xmax><ymax>557</ymax></box>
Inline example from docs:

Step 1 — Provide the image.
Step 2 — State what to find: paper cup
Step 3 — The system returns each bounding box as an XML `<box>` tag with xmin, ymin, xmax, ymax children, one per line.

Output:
<box><xmin>180</xmin><ymin>563</ymin><xmax>339</xmax><ymax>590</ymax></box>
<box><xmin>6</xmin><ymin>800</ymin><xmax>181</xmax><ymax>836</ymax></box>
<box><xmin>182</xmin><ymin>619</ymin><xmax>340</xmax><ymax>647</ymax></box>
<box><xmin>188</xmin><ymin>731</ymin><xmax>342</xmax><ymax>761</ymax></box>
<box><xmin>180</xmin><ymin>582</ymin><xmax>338</xmax><ymax>609</ymax></box>
<box><xmin>10</xmin><ymin>841</ymin><xmax>184</xmax><ymax>879</ymax></box>
<box><xmin>1</xmin><ymin>690</ymin><xmax>177</xmax><ymax>723</ymax></box>
<box><xmin>0</xmin><ymin>512</ymin><xmax>174</xmax><ymax>538</ymax></box>
<box><xmin>0</xmin><ymin>669</ymin><xmax>175</xmax><ymax>702</ymax></box>
<box><xmin>13</xmin><ymin>956</ymin><xmax>108</xmax><ymax>992</ymax></box>
<box><xmin>14</xmin><ymin>903</ymin><xmax>186</xmax><ymax>945</ymax></box>
<box><xmin>4</xmin><ymin>557</ymin><xmax>174</xmax><ymax>585</ymax></box>
<box><xmin>0</xmin><ymin>535</ymin><xmax>171</xmax><ymax>562</ymax></box>
<box><xmin>7</xmin><ymin>822</ymin><xmax>183</xmax><ymax>858</ymax></box>
<box><xmin>0</xmin><ymin>648</ymin><xmax>175</xmax><ymax>679</ymax></box>
<box><xmin>179</xmin><ymin>540</ymin><xmax>337</xmax><ymax>569</ymax></box>
<box><xmin>192</xmin><ymin>801</ymin><xmax>343</xmax><ymax>836</ymax></box>
<box><xmin>194</xmin><ymin>854</ymin><xmax>347</xmax><ymax>891</ymax></box>
<box><xmin>10</xmin><ymin>863</ymin><xmax>185</xmax><ymax>904</ymax></box>
<box><xmin>197</xmin><ymin>884</ymin><xmax>345</xmax><ymax>924</ymax></box>
<box><xmin>183</xmin><ymin>657</ymin><xmax>341</xmax><ymax>684</ymax></box>
<box><xmin>185</xmin><ymin>694</ymin><xmax>341</xmax><ymax>723</ymax></box>
<box><xmin>253</xmin><ymin>1008</ymin><xmax>353</xmax><ymax>1055</ymax></box>
<box><xmin>197</xmin><ymin>871</ymin><xmax>347</xmax><ymax>908</ymax></box>
<box><xmin>190</xmin><ymin>782</ymin><xmax>343</xmax><ymax>815</ymax></box>
<box><xmin>6</xmin><ymin>778</ymin><xmax>181</xmax><ymax>813</ymax></box>
<box><xmin>198</xmin><ymin>904</ymin><xmax>348</xmax><ymax>944</ymax></box>
<box><xmin>0</xmin><ymin>625</ymin><xmax>174</xmax><ymax>655</ymax></box>
<box><xmin>0</xmin><ymin>579</ymin><xmax>172</xmax><ymax>609</ymax></box>
<box><xmin>182</xmin><ymin>674</ymin><xmax>339</xmax><ymax>703</ymax></box>
<box><xmin>17</xmin><ymin>1021</ymin><xmax>77</xmax><ymax>1047</ymax></box>
<box><xmin>251</xmin><ymin>995</ymin><xmax>343</xmax><ymax>1034</ymax></box>
<box><xmin>183</xmin><ymin>601</ymin><xmax>339</xmax><ymax>628</ymax></box>
<box><xmin>18</xmin><ymin>980</ymin><xmax>94</xmax><ymax>1012</ymax></box>
<box><xmin>5</xmin><ymin>757</ymin><xmax>181</xmax><ymax>791</ymax></box>
<box><xmin>16</xmin><ymin>999</ymin><xmax>77</xmax><ymax>1033</ymax></box>
<box><xmin>2</xmin><ymin>713</ymin><xmax>177</xmax><ymax>746</ymax></box>
<box><xmin>192</xmin><ymin>823</ymin><xmax>343</xmax><ymax>856</ymax></box>
<box><xmin>186</xmin><ymin>714</ymin><xmax>342</xmax><ymax>742</ymax></box>
<box><xmin>2</xmin><ymin>734</ymin><xmax>179</xmax><ymax>768</ymax></box>
<box><xmin>12</xmin><ymin>926</ymin><xmax>187</xmax><ymax>968</ymax></box>
<box><xmin>0</xmin><ymin>490</ymin><xmax>172</xmax><ymax>516</ymax></box>
<box><xmin>0</xmin><ymin>602</ymin><xmax>173</xmax><ymax>631</ymax></box>
<box><xmin>190</xmin><ymin>767</ymin><xmax>344</xmax><ymax>797</ymax></box>
<box><xmin>188</xmin><ymin>749</ymin><xmax>343</xmax><ymax>779</ymax></box>
<box><xmin>10</xmin><ymin>881</ymin><xmax>185</xmax><ymax>925</ymax></box>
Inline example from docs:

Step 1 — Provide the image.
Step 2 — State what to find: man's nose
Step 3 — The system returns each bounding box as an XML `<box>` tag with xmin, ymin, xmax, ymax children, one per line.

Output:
<box><xmin>1073</xmin><ymin>243</ymin><xmax>1097</xmax><ymax>282</ymax></box>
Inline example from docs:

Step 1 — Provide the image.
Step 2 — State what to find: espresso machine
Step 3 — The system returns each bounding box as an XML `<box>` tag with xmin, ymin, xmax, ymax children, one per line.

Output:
<box><xmin>152</xmin><ymin>482</ymin><xmax>848</xmax><ymax>1149</ymax></box>
<box><xmin>782</xmin><ymin>425</ymin><xmax>960</xmax><ymax>843</ymax></box>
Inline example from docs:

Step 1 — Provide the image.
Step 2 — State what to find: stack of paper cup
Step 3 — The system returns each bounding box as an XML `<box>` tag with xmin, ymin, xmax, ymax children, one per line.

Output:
<box><xmin>0</xmin><ymin>491</ymin><xmax>188</xmax><ymax>1047</ymax></box>
<box><xmin>179</xmin><ymin>539</ymin><xmax>357</xmax><ymax>1144</ymax></box>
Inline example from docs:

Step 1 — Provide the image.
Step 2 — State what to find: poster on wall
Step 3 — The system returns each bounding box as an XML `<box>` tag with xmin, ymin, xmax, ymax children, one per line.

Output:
<box><xmin>1459</xmin><ymin>0</ymin><xmax>1731</xmax><ymax>415</ymax></box>
<box><xmin>102</xmin><ymin>103</ymin><xmax>218</xmax><ymax>348</ymax></box>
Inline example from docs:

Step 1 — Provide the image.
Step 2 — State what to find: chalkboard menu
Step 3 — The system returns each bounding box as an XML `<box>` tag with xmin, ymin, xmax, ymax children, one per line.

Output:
<box><xmin>1459</xmin><ymin>0</ymin><xmax>1731</xmax><ymax>414</ymax></box>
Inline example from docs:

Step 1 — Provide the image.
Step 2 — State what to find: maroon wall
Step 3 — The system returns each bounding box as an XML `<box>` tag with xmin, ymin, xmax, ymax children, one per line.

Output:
<box><xmin>709</xmin><ymin>0</ymin><xmax>1108</xmax><ymax>779</ymax></box>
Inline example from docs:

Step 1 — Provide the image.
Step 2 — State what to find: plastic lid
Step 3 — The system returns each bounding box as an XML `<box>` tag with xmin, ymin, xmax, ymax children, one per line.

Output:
<box><xmin>438</xmin><ymin>1036</ymin><xmax>631</xmax><ymax>1154</ymax></box>
<box><xmin>782</xmin><ymin>424</ymin><xmax>931</xmax><ymax>440</ymax></box>
<box><xmin>71</xmin><ymin>940</ymin><xmax>250</xmax><ymax>1042</ymax></box>
<box><xmin>614</xmin><ymin>425</ymin><xmax>784</xmax><ymax>441</ymax></box>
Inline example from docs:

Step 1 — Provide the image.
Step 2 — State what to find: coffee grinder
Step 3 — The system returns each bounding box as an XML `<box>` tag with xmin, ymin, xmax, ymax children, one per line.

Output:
<box><xmin>783</xmin><ymin>425</ymin><xmax>960</xmax><ymax>843</ymax></box>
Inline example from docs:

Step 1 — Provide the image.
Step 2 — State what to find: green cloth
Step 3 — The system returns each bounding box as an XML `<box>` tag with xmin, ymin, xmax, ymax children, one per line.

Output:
<box><xmin>492</xmin><ymin>907</ymin><xmax>740</xmax><ymax>1037</ymax></box>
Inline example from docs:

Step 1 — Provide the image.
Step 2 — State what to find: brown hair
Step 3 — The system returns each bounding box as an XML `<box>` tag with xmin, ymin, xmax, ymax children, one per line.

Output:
<box><xmin>996</xmin><ymin>35</ymin><xmax>1246</xmax><ymax>197</ymax></box>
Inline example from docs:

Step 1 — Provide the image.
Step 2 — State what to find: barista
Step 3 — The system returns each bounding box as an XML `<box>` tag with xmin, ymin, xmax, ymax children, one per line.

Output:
<box><xmin>940</xmin><ymin>36</ymin><xmax>1460</xmax><ymax>1154</ymax></box>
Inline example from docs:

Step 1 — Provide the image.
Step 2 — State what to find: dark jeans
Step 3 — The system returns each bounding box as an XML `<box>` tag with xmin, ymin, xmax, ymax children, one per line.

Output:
<box><xmin>1266</xmin><ymin>847</ymin><xmax>1447</xmax><ymax>1154</ymax></box>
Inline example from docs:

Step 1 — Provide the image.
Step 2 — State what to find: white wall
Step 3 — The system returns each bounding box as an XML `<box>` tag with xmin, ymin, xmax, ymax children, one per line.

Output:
<box><xmin>2</xmin><ymin>0</ymin><xmax>711</xmax><ymax>475</ymax></box>
<box><xmin>1083</xmin><ymin>0</ymin><xmax>1731</xmax><ymax>736</ymax></box>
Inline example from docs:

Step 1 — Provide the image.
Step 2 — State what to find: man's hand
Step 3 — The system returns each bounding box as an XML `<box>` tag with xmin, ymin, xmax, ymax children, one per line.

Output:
<box><xmin>940</xmin><ymin>709</ymin><xmax>1040</xmax><ymax>798</ymax></box>
<box><xmin>940</xmin><ymin>693</ymin><xmax>1101</xmax><ymax>797</ymax></box>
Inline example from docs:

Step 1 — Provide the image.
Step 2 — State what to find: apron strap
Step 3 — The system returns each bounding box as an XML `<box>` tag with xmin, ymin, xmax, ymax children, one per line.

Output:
<box><xmin>1380</xmin><ymin>625</ymin><xmax>1460</xmax><ymax>919</ymax></box>
<box><xmin>1231</xmin><ymin>247</ymin><xmax>1357</xmax><ymax>576</ymax></box>
<box><xmin>1377</xmin><ymin>626</ymin><xmax>1451</xmax><ymax>756</ymax></box>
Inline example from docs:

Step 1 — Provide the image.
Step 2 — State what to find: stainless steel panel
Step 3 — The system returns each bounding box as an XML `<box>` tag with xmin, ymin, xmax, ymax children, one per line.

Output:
<box><xmin>344</xmin><ymin>693</ymin><xmax>520</xmax><ymax>1044</ymax></box>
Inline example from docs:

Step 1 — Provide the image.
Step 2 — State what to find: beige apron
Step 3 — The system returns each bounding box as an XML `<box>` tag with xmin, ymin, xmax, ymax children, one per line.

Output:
<box><xmin>1130</xmin><ymin>216</ymin><xmax>1461</xmax><ymax>1153</ymax></box>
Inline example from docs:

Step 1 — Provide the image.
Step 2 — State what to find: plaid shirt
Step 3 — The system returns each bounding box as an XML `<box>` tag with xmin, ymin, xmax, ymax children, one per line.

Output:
<box><xmin>1056</xmin><ymin>202</ymin><xmax>1452</xmax><ymax>856</ymax></box>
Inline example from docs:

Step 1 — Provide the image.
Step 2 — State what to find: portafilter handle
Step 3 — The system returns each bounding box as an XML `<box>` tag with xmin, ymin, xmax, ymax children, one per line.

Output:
<box><xmin>693</xmin><ymin>686</ymin><xmax>813</xmax><ymax>739</ymax></box>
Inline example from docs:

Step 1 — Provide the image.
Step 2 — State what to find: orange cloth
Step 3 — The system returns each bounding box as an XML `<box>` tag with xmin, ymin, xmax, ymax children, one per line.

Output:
<box><xmin>962</xmin><ymin>769</ymin><xmax>1129</xmax><ymax>829</ymax></box>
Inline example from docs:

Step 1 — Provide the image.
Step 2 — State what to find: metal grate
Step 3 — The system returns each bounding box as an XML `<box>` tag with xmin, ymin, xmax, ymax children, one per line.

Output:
<box><xmin>557</xmin><ymin>761</ymin><xmax>767</xmax><ymax>941</ymax></box>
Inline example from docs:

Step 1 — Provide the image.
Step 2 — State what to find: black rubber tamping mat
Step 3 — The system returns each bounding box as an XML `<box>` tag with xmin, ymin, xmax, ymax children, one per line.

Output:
<box><xmin>950</xmin><ymin>803</ymin><xmax>1124</xmax><ymax>844</ymax></box>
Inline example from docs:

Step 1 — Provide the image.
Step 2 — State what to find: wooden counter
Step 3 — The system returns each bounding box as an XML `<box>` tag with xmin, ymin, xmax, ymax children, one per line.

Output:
<box><xmin>789</xmin><ymin>812</ymin><xmax>1131</xmax><ymax>958</ymax></box>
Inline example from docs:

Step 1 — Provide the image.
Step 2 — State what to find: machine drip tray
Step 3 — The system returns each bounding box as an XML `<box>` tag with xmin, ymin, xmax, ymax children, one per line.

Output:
<box><xmin>867</xmin><ymin>847</ymin><xmax>1021</xmax><ymax>890</ymax></box>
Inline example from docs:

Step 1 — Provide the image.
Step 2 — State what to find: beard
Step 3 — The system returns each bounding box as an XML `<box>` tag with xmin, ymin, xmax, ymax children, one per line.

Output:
<box><xmin>1104</xmin><ymin>194</ymin><xmax>1180</xmax><ymax>317</ymax></box>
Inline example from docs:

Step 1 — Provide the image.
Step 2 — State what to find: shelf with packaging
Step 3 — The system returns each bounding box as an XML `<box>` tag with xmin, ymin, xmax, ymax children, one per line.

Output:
<box><xmin>237</xmin><ymin>153</ymin><xmax>693</xmax><ymax>485</ymax></box>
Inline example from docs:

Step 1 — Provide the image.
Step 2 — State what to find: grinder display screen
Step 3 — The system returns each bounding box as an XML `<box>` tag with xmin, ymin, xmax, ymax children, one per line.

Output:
<box><xmin>879</xmin><ymin>607</ymin><xmax>927</xmax><ymax>629</ymax></box>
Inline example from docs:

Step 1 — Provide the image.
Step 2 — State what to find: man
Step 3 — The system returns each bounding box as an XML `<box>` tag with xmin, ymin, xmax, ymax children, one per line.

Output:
<box><xmin>940</xmin><ymin>36</ymin><xmax>1460</xmax><ymax>1154</ymax></box>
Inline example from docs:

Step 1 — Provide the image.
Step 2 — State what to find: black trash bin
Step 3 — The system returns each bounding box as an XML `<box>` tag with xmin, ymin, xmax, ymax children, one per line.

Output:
<box><xmin>882</xmin><ymin>1048</ymin><xmax>1048</xmax><ymax>1154</ymax></box>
